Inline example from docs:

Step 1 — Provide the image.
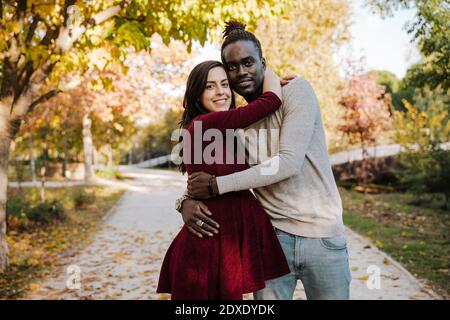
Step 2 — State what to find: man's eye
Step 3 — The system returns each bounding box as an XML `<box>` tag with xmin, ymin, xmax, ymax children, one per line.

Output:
<box><xmin>245</xmin><ymin>61</ymin><xmax>254</xmax><ymax>67</ymax></box>
<box><xmin>228</xmin><ymin>65</ymin><xmax>237</xmax><ymax>71</ymax></box>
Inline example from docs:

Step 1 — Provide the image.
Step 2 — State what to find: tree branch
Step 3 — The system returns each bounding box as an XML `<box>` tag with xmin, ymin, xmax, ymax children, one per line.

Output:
<box><xmin>28</xmin><ymin>89</ymin><xmax>60</xmax><ymax>114</ymax></box>
<box><xmin>25</xmin><ymin>14</ymin><xmax>42</xmax><ymax>47</ymax></box>
<box><xmin>62</xmin><ymin>0</ymin><xmax>76</xmax><ymax>27</ymax></box>
<box><xmin>56</xmin><ymin>3</ymin><xmax>125</xmax><ymax>53</ymax></box>
<box><xmin>16</xmin><ymin>0</ymin><xmax>27</xmax><ymax>19</ymax></box>
<box><xmin>40</xmin><ymin>24</ymin><xmax>60</xmax><ymax>46</ymax></box>
<box><xmin>0</xmin><ymin>58</ymin><xmax>18</xmax><ymax>100</ymax></box>
<box><xmin>16</xmin><ymin>60</ymin><xmax>34</xmax><ymax>98</ymax></box>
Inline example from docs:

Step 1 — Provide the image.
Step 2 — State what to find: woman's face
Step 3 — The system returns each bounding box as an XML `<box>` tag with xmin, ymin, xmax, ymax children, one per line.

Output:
<box><xmin>200</xmin><ymin>66</ymin><xmax>232</xmax><ymax>112</ymax></box>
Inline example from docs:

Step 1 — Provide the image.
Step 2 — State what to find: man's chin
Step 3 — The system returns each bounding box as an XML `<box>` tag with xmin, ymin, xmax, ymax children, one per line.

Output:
<box><xmin>235</xmin><ymin>86</ymin><xmax>255</xmax><ymax>97</ymax></box>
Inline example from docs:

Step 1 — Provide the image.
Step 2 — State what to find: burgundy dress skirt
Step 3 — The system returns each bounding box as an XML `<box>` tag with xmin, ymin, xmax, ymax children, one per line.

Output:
<box><xmin>157</xmin><ymin>190</ymin><xmax>290</xmax><ymax>299</ymax></box>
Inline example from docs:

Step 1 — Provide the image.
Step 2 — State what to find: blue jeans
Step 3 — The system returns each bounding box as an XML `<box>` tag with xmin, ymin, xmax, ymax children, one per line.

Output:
<box><xmin>254</xmin><ymin>228</ymin><xmax>351</xmax><ymax>300</ymax></box>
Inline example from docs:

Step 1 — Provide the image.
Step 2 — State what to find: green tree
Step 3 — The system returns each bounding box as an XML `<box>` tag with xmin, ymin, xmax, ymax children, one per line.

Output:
<box><xmin>368</xmin><ymin>0</ymin><xmax>449</xmax><ymax>90</ymax></box>
<box><xmin>368</xmin><ymin>70</ymin><xmax>402</xmax><ymax>110</ymax></box>
<box><xmin>0</xmin><ymin>0</ymin><xmax>291</xmax><ymax>272</ymax></box>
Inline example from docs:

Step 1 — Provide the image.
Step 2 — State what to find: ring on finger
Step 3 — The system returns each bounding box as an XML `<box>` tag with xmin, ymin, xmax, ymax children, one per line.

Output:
<box><xmin>196</xmin><ymin>219</ymin><xmax>204</xmax><ymax>227</ymax></box>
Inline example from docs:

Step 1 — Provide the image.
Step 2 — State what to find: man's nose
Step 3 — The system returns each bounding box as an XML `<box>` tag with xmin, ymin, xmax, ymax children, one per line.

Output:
<box><xmin>237</xmin><ymin>64</ymin><xmax>248</xmax><ymax>76</ymax></box>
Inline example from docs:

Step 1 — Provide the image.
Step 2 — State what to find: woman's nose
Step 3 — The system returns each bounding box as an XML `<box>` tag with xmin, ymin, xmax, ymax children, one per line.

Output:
<box><xmin>216</xmin><ymin>86</ymin><xmax>224</xmax><ymax>95</ymax></box>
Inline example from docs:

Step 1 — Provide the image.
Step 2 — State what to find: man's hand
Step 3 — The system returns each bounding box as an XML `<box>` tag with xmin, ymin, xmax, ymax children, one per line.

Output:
<box><xmin>187</xmin><ymin>172</ymin><xmax>219</xmax><ymax>199</ymax></box>
<box><xmin>281</xmin><ymin>74</ymin><xmax>297</xmax><ymax>86</ymax></box>
<box><xmin>181</xmin><ymin>199</ymin><xmax>220</xmax><ymax>238</ymax></box>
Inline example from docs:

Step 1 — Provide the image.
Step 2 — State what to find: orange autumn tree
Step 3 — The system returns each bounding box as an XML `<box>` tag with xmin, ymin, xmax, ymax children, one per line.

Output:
<box><xmin>0</xmin><ymin>0</ymin><xmax>293</xmax><ymax>272</ymax></box>
<box><xmin>338</xmin><ymin>73</ymin><xmax>392</xmax><ymax>187</ymax></box>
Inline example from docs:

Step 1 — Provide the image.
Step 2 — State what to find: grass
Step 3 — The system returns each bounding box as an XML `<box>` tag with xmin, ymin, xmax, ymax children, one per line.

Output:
<box><xmin>340</xmin><ymin>186</ymin><xmax>450</xmax><ymax>298</ymax></box>
<box><xmin>95</xmin><ymin>168</ymin><xmax>130</xmax><ymax>180</ymax></box>
<box><xmin>0</xmin><ymin>185</ymin><xmax>125</xmax><ymax>299</ymax></box>
<box><xmin>8</xmin><ymin>163</ymin><xmax>78</xmax><ymax>182</ymax></box>
<box><xmin>8</xmin><ymin>164</ymin><xmax>132</xmax><ymax>182</ymax></box>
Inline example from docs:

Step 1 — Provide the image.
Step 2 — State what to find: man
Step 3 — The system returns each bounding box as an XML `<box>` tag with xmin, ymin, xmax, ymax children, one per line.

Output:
<box><xmin>176</xmin><ymin>21</ymin><xmax>351</xmax><ymax>300</ymax></box>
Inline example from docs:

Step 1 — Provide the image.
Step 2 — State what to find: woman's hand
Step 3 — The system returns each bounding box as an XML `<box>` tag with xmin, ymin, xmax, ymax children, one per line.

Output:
<box><xmin>262</xmin><ymin>67</ymin><xmax>282</xmax><ymax>101</ymax></box>
<box><xmin>280</xmin><ymin>74</ymin><xmax>297</xmax><ymax>86</ymax></box>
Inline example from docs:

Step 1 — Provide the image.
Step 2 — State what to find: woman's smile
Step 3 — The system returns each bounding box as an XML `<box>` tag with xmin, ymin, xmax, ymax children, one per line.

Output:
<box><xmin>201</xmin><ymin>66</ymin><xmax>233</xmax><ymax>112</ymax></box>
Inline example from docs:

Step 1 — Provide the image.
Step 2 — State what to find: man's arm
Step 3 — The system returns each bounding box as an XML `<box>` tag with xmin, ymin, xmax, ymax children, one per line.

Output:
<box><xmin>175</xmin><ymin>190</ymin><xmax>220</xmax><ymax>237</ymax></box>
<box><xmin>216</xmin><ymin>77</ymin><xmax>318</xmax><ymax>193</ymax></box>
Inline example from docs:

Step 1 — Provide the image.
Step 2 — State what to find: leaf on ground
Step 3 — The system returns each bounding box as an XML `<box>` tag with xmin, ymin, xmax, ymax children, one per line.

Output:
<box><xmin>375</xmin><ymin>240</ymin><xmax>383</xmax><ymax>249</ymax></box>
<box><xmin>28</xmin><ymin>283</ymin><xmax>40</xmax><ymax>291</ymax></box>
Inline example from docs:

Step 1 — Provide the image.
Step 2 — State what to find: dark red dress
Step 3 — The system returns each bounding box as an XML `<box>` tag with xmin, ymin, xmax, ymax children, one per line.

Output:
<box><xmin>157</xmin><ymin>92</ymin><xmax>290</xmax><ymax>300</ymax></box>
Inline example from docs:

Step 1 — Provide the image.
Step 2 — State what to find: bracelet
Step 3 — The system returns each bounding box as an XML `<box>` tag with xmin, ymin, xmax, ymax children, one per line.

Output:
<box><xmin>208</xmin><ymin>175</ymin><xmax>216</xmax><ymax>197</ymax></box>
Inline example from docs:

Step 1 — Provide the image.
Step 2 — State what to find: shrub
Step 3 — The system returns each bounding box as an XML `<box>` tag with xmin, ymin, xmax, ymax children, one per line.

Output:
<box><xmin>6</xmin><ymin>195</ymin><xmax>30</xmax><ymax>218</ymax></box>
<box><xmin>27</xmin><ymin>200</ymin><xmax>66</xmax><ymax>224</ymax></box>
<box><xmin>74</xmin><ymin>189</ymin><xmax>96</xmax><ymax>209</ymax></box>
<box><xmin>392</xmin><ymin>88</ymin><xmax>450</xmax><ymax>209</ymax></box>
<box><xmin>6</xmin><ymin>195</ymin><xmax>31</xmax><ymax>230</ymax></box>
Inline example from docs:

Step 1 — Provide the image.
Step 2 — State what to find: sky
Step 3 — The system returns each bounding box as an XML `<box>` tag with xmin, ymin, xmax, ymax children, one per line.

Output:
<box><xmin>194</xmin><ymin>0</ymin><xmax>421</xmax><ymax>80</ymax></box>
<box><xmin>348</xmin><ymin>0</ymin><xmax>421</xmax><ymax>78</ymax></box>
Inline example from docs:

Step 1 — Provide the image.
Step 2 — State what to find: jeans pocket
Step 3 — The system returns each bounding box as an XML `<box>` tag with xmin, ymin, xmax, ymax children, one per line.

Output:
<box><xmin>319</xmin><ymin>235</ymin><xmax>347</xmax><ymax>250</ymax></box>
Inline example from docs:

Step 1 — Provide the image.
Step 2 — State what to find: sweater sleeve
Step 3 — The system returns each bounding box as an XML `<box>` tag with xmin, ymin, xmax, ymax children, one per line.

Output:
<box><xmin>193</xmin><ymin>91</ymin><xmax>281</xmax><ymax>132</ymax></box>
<box><xmin>216</xmin><ymin>78</ymin><xmax>318</xmax><ymax>194</ymax></box>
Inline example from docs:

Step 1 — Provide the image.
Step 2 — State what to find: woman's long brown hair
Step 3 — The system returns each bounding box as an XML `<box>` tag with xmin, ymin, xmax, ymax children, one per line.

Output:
<box><xmin>178</xmin><ymin>61</ymin><xmax>236</xmax><ymax>174</ymax></box>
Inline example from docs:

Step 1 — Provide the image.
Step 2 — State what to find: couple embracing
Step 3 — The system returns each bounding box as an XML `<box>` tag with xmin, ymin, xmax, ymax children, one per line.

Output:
<box><xmin>157</xmin><ymin>21</ymin><xmax>351</xmax><ymax>300</ymax></box>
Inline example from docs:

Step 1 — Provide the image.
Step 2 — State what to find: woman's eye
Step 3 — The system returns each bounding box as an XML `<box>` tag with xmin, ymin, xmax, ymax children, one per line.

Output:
<box><xmin>222</xmin><ymin>83</ymin><xmax>229</xmax><ymax>88</ymax></box>
<box><xmin>206</xmin><ymin>85</ymin><xmax>214</xmax><ymax>89</ymax></box>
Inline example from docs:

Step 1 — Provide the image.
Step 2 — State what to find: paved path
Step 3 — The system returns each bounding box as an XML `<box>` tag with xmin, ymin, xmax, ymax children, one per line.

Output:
<box><xmin>26</xmin><ymin>168</ymin><xmax>440</xmax><ymax>300</ymax></box>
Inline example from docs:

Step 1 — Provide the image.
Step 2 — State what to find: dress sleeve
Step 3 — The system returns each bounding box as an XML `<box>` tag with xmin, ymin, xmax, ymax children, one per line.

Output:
<box><xmin>193</xmin><ymin>91</ymin><xmax>281</xmax><ymax>132</ymax></box>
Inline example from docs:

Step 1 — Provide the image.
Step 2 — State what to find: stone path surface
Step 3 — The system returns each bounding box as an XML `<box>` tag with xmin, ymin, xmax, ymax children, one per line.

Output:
<box><xmin>26</xmin><ymin>167</ymin><xmax>440</xmax><ymax>300</ymax></box>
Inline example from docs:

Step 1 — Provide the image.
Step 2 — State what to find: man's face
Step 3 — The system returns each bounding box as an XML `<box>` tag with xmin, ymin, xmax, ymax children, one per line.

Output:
<box><xmin>222</xmin><ymin>40</ymin><xmax>265</xmax><ymax>99</ymax></box>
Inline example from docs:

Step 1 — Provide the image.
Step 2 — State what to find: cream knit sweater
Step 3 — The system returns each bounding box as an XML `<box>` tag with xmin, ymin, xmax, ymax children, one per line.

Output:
<box><xmin>216</xmin><ymin>76</ymin><xmax>345</xmax><ymax>238</ymax></box>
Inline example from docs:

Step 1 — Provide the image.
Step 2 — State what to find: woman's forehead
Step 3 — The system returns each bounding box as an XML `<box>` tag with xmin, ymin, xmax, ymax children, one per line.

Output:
<box><xmin>207</xmin><ymin>67</ymin><xmax>228</xmax><ymax>81</ymax></box>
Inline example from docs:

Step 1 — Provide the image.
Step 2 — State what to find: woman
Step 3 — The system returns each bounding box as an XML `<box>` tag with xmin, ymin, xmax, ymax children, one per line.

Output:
<box><xmin>157</xmin><ymin>60</ymin><xmax>290</xmax><ymax>300</ymax></box>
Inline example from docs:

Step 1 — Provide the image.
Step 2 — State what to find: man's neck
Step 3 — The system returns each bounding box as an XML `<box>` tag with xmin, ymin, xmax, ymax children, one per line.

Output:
<box><xmin>243</xmin><ymin>87</ymin><xmax>263</xmax><ymax>103</ymax></box>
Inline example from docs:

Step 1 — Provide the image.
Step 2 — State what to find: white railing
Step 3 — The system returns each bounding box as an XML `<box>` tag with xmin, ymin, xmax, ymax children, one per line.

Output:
<box><xmin>131</xmin><ymin>142</ymin><xmax>450</xmax><ymax>168</ymax></box>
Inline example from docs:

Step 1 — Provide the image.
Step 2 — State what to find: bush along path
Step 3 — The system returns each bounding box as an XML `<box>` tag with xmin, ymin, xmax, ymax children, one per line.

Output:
<box><xmin>25</xmin><ymin>168</ymin><xmax>441</xmax><ymax>300</ymax></box>
<box><xmin>1</xmin><ymin>186</ymin><xmax>125</xmax><ymax>298</ymax></box>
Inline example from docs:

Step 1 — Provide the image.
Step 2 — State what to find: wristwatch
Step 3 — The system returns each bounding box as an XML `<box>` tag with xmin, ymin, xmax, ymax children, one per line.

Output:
<box><xmin>175</xmin><ymin>194</ymin><xmax>190</xmax><ymax>213</ymax></box>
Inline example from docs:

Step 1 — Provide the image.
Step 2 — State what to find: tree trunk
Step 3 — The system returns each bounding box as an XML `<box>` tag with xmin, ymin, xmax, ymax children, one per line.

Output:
<box><xmin>82</xmin><ymin>112</ymin><xmax>94</xmax><ymax>184</ymax></box>
<box><xmin>107</xmin><ymin>144</ymin><xmax>113</xmax><ymax>168</ymax></box>
<box><xmin>0</xmin><ymin>136</ymin><xmax>11</xmax><ymax>272</ymax></box>
<box><xmin>29</xmin><ymin>130</ymin><xmax>36</xmax><ymax>182</ymax></box>
<box><xmin>39</xmin><ymin>132</ymin><xmax>48</xmax><ymax>203</ymax></box>
<box><xmin>62</xmin><ymin>134</ymin><xmax>68</xmax><ymax>179</ymax></box>
<box><xmin>128</xmin><ymin>147</ymin><xmax>133</xmax><ymax>165</ymax></box>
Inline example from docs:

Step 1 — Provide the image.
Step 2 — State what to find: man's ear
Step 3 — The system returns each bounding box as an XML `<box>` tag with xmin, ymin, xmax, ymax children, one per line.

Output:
<box><xmin>261</xmin><ymin>57</ymin><xmax>266</xmax><ymax>70</ymax></box>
